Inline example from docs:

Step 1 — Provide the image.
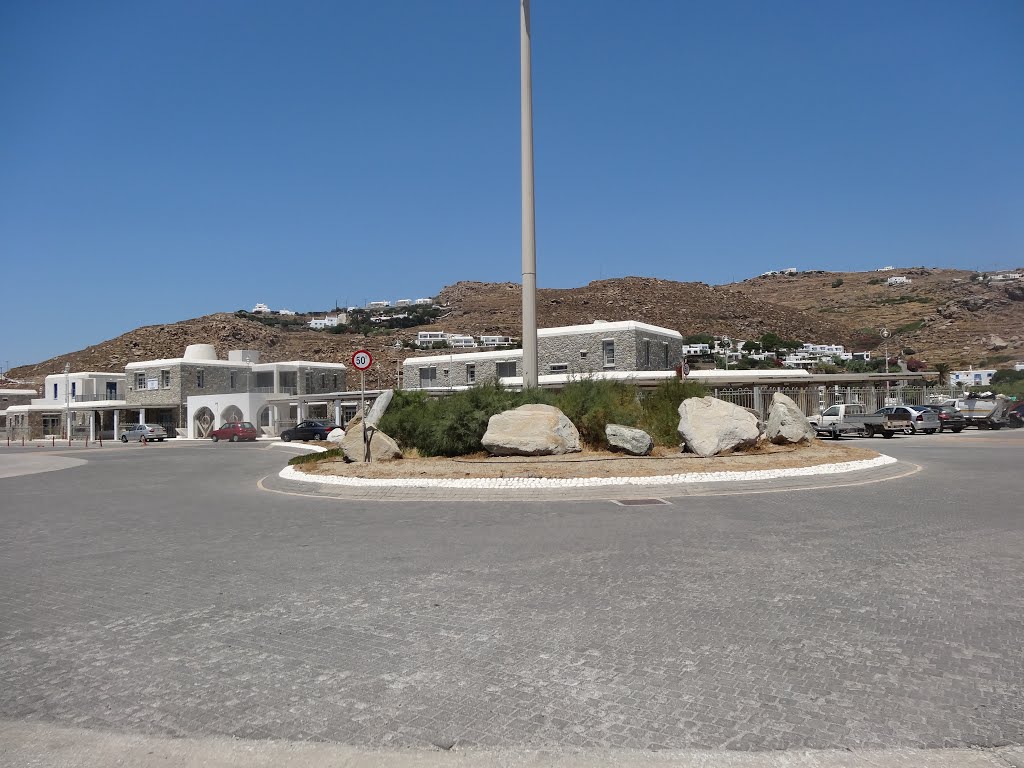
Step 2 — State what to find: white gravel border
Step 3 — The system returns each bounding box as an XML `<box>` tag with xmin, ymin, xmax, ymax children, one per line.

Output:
<box><xmin>279</xmin><ymin>454</ymin><xmax>898</xmax><ymax>489</ymax></box>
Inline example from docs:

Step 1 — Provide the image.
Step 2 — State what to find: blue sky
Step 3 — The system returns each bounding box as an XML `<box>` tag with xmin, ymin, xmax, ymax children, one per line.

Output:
<box><xmin>2</xmin><ymin>1</ymin><xmax>1022</xmax><ymax>367</ymax></box>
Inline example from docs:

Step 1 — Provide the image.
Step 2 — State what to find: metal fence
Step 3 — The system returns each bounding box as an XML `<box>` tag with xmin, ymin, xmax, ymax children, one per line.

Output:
<box><xmin>711</xmin><ymin>384</ymin><xmax>960</xmax><ymax>421</ymax></box>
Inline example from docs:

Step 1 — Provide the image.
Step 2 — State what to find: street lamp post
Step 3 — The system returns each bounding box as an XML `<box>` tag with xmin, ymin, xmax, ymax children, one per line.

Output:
<box><xmin>64</xmin><ymin>362</ymin><xmax>71</xmax><ymax>440</ymax></box>
<box><xmin>520</xmin><ymin>0</ymin><xmax>538</xmax><ymax>388</ymax></box>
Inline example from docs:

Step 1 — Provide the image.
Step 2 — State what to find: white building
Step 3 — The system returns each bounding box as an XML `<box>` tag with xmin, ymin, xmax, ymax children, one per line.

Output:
<box><xmin>279</xmin><ymin>308</ymin><xmax>296</xmax><ymax>316</ymax></box>
<box><xmin>1014</xmin><ymin>361</ymin><xmax>1024</xmax><ymax>372</ymax></box>
<box><xmin>991</xmin><ymin>273</ymin><xmax>1023</xmax><ymax>281</ymax></box>
<box><xmin>683</xmin><ymin>343</ymin><xmax>712</xmax><ymax>356</ymax></box>
<box><xmin>886</xmin><ymin>276</ymin><xmax>912</xmax><ymax>286</ymax></box>
<box><xmin>950</xmin><ymin>368</ymin><xmax>997</xmax><ymax>388</ymax></box>
<box><xmin>252</xmin><ymin>302</ymin><xmax>271</xmax><ymax>313</ymax></box>
<box><xmin>366</xmin><ymin>300</ymin><xmax>391</xmax><ymax>309</ymax></box>
<box><xmin>447</xmin><ymin>334</ymin><xmax>478</xmax><ymax>349</ymax></box>
<box><xmin>479</xmin><ymin>335</ymin><xmax>515</xmax><ymax>348</ymax></box>
<box><xmin>876</xmin><ymin>266</ymin><xmax>894</xmax><ymax>271</ymax></box>
<box><xmin>414</xmin><ymin>298</ymin><xmax>433</xmax><ymax>306</ymax></box>
<box><xmin>415</xmin><ymin>331</ymin><xmax>447</xmax><ymax>348</ymax></box>
<box><xmin>395</xmin><ymin>299</ymin><xmax>413</xmax><ymax>307</ymax></box>
<box><xmin>782</xmin><ymin>267</ymin><xmax>798</xmax><ymax>275</ymax></box>
<box><xmin>308</xmin><ymin>315</ymin><xmax>344</xmax><ymax>330</ymax></box>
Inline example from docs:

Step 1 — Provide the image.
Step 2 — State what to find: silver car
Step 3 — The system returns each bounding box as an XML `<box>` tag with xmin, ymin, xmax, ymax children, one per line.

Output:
<box><xmin>120</xmin><ymin>423</ymin><xmax>168</xmax><ymax>442</ymax></box>
<box><xmin>876</xmin><ymin>405</ymin><xmax>941</xmax><ymax>434</ymax></box>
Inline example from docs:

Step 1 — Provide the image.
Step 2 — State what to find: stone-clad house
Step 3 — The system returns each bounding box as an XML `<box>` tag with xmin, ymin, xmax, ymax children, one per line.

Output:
<box><xmin>402</xmin><ymin>320</ymin><xmax>684</xmax><ymax>390</ymax></box>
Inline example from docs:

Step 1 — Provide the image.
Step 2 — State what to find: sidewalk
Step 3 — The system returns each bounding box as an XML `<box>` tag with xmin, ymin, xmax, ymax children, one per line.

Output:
<box><xmin>1</xmin><ymin>721</ymin><xmax>1020</xmax><ymax>768</ymax></box>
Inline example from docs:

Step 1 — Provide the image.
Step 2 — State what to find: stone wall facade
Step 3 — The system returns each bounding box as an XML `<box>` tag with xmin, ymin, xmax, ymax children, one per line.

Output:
<box><xmin>401</xmin><ymin>326</ymin><xmax>684</xmax><ymax>389</ymax></box>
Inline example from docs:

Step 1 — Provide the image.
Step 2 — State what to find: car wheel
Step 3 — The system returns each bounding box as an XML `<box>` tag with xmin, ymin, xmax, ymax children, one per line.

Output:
<box><xmin>211</xmin><ymin>434</ymin><xmax>219</xmax><ymax>442</ymax></box>
<box><xmin>831</xmin><ymin>427</ymin><xmax>841</xmax><ymax>440</ymax></box>
<box><xmin>951</xmin><ymin>427</ymin><xmax>963</xmax><ymax>433</ymax></box>
<box><xmin>302</xmin><ymin>438</ymin><xmax>309</xmax><ymax>442</ymax></box>
<box><xmin>120</xmin><ymin>435</ymin><xmax>128</xmax><ymax>443</ymax></box>
<box><xmin>281</xmin><ymin>433</ymin><xmax>291</xmax><ymax>442</ymax></box>
<box><xmin>230</xmin><ymin>434</ymin><xmax>239</xmax><ymax>442</ymax></box>
<box><xmin>882</xmin><ymin>430</ymin><xmax>894</xmax><ymax>438</ymax></box>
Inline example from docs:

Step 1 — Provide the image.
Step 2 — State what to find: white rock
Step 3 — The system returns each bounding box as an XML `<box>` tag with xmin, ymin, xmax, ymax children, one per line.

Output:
<box><xmin>326</xmin><ymin>428</ymin><xmax>345</xmax><ymax>444</ymax></box>
<box><xmin>765</xmin><ymin>392</ymin><xmax>815</xmax><ymax>445</ymax></box>
<box><xmin>365</xmin><ymin>389</ymin><xmax>394</xmax><ymax>428</ymax></box>
<box><xmin>677</xmin><ymin>397</ymin><xmax>762</xmax><ymax>458</ymax></box>
<box><xmin>481</xmin><ymin>404</ymin><xmax>581</xmax><ymax>456</ymax></box>
<box><xmin>605</xmin><ymin>424</ymin><xmax>654</xmax><ymax>456</ymax></box>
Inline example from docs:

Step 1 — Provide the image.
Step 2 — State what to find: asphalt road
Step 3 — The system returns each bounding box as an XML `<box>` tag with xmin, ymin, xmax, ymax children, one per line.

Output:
<box><xmin>0</xmin><ymin>431</ymin><xmax>1021</xmax><ymax>758</ymax></box>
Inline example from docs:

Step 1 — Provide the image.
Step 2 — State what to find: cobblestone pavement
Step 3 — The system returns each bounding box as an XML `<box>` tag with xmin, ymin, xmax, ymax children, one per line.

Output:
<box><xmin>0</xmin><ymin>433</ymin><xmax>1022</xmax><ymax>753</ymax></box>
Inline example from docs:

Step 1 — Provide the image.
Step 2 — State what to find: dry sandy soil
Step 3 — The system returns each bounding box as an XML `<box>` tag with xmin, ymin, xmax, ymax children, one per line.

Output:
<box><xmin>295</xmin><ymin>440</ymin><xmax>880</xmax><ymax>480</ymax></box>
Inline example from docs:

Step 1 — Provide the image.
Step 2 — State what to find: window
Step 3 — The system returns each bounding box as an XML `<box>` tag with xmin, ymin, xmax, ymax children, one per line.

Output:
<box><xmin>332</xmin><ymin>374</ymin><xmax>339</xmax><ymax>390</ymax></box>
<box><xmin>643</xmin><ymin>340</ymin><xmax>651</xmax><ymax>367</ymax></box>
<box><xmin>161</xmin><ymin>369</ymin><xmax>171</xmax><ymax>388</ymax></box>
<box><xmin>663</xmin><ymin>342</ymin><xmax>669</xmax><ymax>368</ymax></box>
<box><xmin>136</xmin><ymin>373</ymin><xmax>146</xmax><ymax>390</ymax></box>
<box><xmin>496</xmin><ymin>361</ymin><xmax>516</xmax><ymax>378</ymax></box>
<box><xmin>230</xmin><ymin>371</ymin><xmax>237</xmax><ymax>389</ymax></box>
<box><xmin>320</xmin><ymin>373</ymin><xmax>327</xmax><ymax>388</ymax></box>
<box><xmin>196</xmin><ymin>370</ymin><xmax>205</xmax><ymax>388</ymax></box>
<box><xmin>304</xmin><ymin>372</ymin><xmax>313</xmax><ymax>391</ymax></box>
<box><xmin>602</xmin><ymin>340</ymin><xmax>615</xmax><ymax>367</ymax></box>
<box><xmin>822</xmin><ymin>406</ymin><xmax>839</xmax><ymax>417</ymax></box>
<box><xmin>53</xmin><ymin>383</ymin><xmax>58</xmax><ymax>400</ymax></box>
<box><xmin>549</xmin><ymin>363</ymin><xmax>568</xmax><ymax>374</ymax></box>
<box><xmin>71</xmin><ymin>382</ymin><xmax>76</xmax><ymax>397</ymax></box>
<box><xmin>419</xmin><ymin>367</ymin><xmax>437</xmax><ymax>387</ymax></box>
<box><xmin>579</xmin><ymin>350</ymin><xmax>587</xmax><ymax>359</ymax></box>
<box><xmin>466</xmin><ymin>364</ymin><xmax>476</xmax><ymax>384</ymax></box>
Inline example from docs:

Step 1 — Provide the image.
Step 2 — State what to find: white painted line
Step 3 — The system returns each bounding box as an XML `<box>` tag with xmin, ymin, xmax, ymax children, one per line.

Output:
<box><xmin>279</xmin><ymin>454</ymin><xmax>899</xmax><ymax>489</ymax></box>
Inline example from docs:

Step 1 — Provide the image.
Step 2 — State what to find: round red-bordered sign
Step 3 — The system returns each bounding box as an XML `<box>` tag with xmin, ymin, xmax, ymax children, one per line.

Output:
<box><xmin>351</xmin><ymin>349</ymin><xmax>373</xmax><ymax>370</ymax></box>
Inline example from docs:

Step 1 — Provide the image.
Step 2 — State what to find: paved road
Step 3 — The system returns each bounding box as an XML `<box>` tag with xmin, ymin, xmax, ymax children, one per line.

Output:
<box><xmin>0</xmin><ymin>431</ymin><xmax>1021</xmax><ymax>759</ymax></box>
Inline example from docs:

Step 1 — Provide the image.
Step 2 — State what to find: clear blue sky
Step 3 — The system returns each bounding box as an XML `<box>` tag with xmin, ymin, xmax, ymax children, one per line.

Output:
<box><xmin>2</xmin><ymin>1</ymin><xmax>1022</xmax><ymax>367</ymax></box>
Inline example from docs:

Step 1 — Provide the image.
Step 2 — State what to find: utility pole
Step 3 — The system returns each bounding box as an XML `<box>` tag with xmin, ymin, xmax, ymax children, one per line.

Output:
<box><xmin>520</xmin><ymin>0</ymin><xmax>538</xmax><ymax>388</ymax></box>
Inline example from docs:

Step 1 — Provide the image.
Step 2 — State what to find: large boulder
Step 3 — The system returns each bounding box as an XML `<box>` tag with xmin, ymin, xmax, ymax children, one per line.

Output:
<box><xmin>765</xmin><ymin>392</ymin><xmax>815</xmax><ymax>444</ymax></box>
<box><xmin>365</xmin><ymin>389</ymin><xmax>394</xmax><ymax>428</ymax></box>
<box><xmin>482</xmin><ymin>404</ymin><xmax>581</xmax><ymax>456</ymax></box>
<box><xmin>326</xmin><ymin>427</ymin><xmax>345</xmax><ymax>445</ymax></box>
<box><xmin>677</xmin><ymin>397</ymin><xmax>762</xmax><ymax>457</ymax></box>
<box><xmin>605</xmin><ymin>424</ymin><xmax>653</xmax><ymax>456</ymax></box>
<box><xmin>340</xmin><ymin>416</ymin><xmax>403</xmax><ymax>462</ymax></box>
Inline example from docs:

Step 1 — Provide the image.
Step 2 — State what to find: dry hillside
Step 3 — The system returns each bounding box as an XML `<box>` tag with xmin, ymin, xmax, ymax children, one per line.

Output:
<box><xmin>6</xmin><ymin>271</ymin><xmax>1022</xmax><ymax>391</ymax></box>
<box><xmin>728</xmin><ymin>268</ymin><xmax>1024</xmax><ymax>365</ymax></box>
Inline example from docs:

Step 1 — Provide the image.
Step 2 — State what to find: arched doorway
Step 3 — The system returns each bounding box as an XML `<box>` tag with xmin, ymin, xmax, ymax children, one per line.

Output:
<box><xmin>257</xmin><ymin>406</ymin><xmax>272</xmax><ymax>434</ymax></box>
<box><xmin>193</xmin><ymin>407</ymin><xmax>215</xmax><ymax>438</ymax></box>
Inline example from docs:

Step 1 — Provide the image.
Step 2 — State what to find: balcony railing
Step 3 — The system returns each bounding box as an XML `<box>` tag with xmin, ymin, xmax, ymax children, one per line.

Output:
<box><xmin>73</xmin><ymin>393</ymin><xmax>123</xmax><ymax>402</ymax></box>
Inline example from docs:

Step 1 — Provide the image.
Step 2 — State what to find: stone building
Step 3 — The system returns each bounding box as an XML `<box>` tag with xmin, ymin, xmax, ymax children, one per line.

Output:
<box><xmin>402</xmin><ymin>320</ymin><xmax>684</xmax><ymax>390</ymax></box>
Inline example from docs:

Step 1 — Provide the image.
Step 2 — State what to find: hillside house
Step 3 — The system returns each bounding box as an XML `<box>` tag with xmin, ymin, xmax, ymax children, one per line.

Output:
<box><xmin>252</xmin><ymin>302</ymin><xmax>270</xmax><ymax>313</ymax></box>
<box><xmin>5</xmin><ymin>372</ymin><xmax>126</xmax><ymax>440</ymax></box>
<box><xmin>950</xmin><ymin>368</ymin><xmax>996</xmax><ymax>388</ymax></box>
<box><xmin>308</xmin><ymin>315</ymin><xmax>345</xmax><ymax>330</ymax></box>
<box><xmin>479</xmin><ymin>335</ymin><xmax>515</xmax><ymax>348</ymax></box>
<box><xmin>886</xmin><ymin>276</ymin><xmax>912</xmax><ymax>286</ymax></box>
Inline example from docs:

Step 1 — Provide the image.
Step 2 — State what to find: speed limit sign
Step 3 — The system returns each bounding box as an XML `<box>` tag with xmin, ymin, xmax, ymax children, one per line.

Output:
<box><xmin>351</xmin><ymin>349</ymin><xmax>373</xmax><ymax>370</ymax></box>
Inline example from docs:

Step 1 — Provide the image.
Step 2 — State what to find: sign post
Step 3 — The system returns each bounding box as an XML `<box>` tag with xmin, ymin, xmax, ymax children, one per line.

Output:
<box><xmin>351</xmin><ymin>349</ymin><xmax>373</xmax><ymax>462</ymax></box>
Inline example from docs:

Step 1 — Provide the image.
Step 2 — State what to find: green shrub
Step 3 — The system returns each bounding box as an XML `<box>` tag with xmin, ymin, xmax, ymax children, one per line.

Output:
<box><xmin>553</xmin><ymin>379</ymin><xmax>643</xmax><ymax>449</ymax></box>
<box><xmin>638</xmin><ymin>379</ymin><xmax>707</xmax><ymax>446</ymax></box>
<box><xmin>288</xmin><ymin>448</ymin><xmax>343</xmax><ymax>466</ymax></box>
<box><xmin>831</xmin><ymin>278</ymin><xmax>844</xmax><ymax>288</ymax></box>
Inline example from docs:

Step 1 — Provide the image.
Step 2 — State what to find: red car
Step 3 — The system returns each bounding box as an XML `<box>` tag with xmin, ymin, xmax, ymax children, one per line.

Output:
<box><xmin>209</xmin><ymin>421</ymin><xmax>259</xmax><ymax>442</ymax></box>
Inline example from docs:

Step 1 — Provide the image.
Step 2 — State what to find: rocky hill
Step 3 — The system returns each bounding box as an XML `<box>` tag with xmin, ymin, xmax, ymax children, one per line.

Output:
<box><xmin>727</xmin><ymin>268</ymin><xmax>1024</xmax><ymax>366</ymax></box>
<box><xmin>6</xmin><ymin>271</ymin><xmax>1022</xmax><ymax>391</ymax></box>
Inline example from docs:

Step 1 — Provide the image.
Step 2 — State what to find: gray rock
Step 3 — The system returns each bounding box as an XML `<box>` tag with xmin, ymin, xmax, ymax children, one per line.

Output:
<box><xmin>677</xmin><ymin>397</ymin><xmax>762</xmax><ymax>457</ymax></box>
<box><xmin>482</xmin><ymin>404</ymin><xmax>581</xmax><ymax>456</ymax></box>
<box><xmin>326</xmin><ymin>427</ymin><xmax>345</xmax><ymax>444</ymax></box>
<box><xmin>987</xmin><ymin>335</ymin><xmax>1009</xmax><ymax>350</ymax></box>
<box><xmin>765</xmin><ymin>392</ymin><xmax>815</xmax><ymax>445</ymax></box>
<box><xmin>365</xmin><ymin>389</ymin><xmax>394</xmax><ymax>428</ymax></box>
<box><xmin>340</xmin><ymin>415</ymin><xmax>403</xmax><ymax>462</ymax></box>
<box><xmin>605</xmin><ymin>424</ymin><xmax>653</xmax><ymax>456</ymax></box>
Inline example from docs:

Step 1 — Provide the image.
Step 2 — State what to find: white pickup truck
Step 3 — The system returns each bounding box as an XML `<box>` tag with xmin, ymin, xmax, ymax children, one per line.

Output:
<box><xmin>810</xmin><ymin>403</ymin><xmax>912</xmax><ymax>439</ymax></box>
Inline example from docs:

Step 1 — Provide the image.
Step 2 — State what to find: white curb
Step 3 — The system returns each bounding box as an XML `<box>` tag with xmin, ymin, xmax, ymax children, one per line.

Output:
<box><xmin>279</xmin><ymin>454</ymin><xmax>898</xmax><ymax>489</ymax></box>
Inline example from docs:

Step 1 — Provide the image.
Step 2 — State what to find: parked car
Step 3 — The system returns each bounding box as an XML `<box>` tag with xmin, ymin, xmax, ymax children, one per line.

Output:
<box><xmin>120</xmin><ymin>423</ymin><xmax>168</xmax><ymax>442</ymax></box>
<box><xmin>1008</xmin><ymin>403</ymin><xmax>1024</xmax><ymax>429</ymax></box>
<box><xmin>919</xmin><ymin>404</ymin><xmax>966</xmax><ymax>433</ymax></box>
<box><xmin>279</xmin><ymin>420</ymin><xmax>340</xmax><ymax>442</ymax></box>
<box><xmin>873</xmin><ymin>405</ymin><xmax>940</xmax><ymax>434</ymax></box>
<box><xmin>209</xmin><ymin>421</ymin><xmax>259</xmax><ymax>442</ymax></box>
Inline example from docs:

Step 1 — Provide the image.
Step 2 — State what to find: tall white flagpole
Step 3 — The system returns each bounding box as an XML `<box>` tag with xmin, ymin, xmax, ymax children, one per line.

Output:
<box><xmin>520</xmin><ymin>0</ymin><xmax>539</xmax><ymax>388</ymax></box>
